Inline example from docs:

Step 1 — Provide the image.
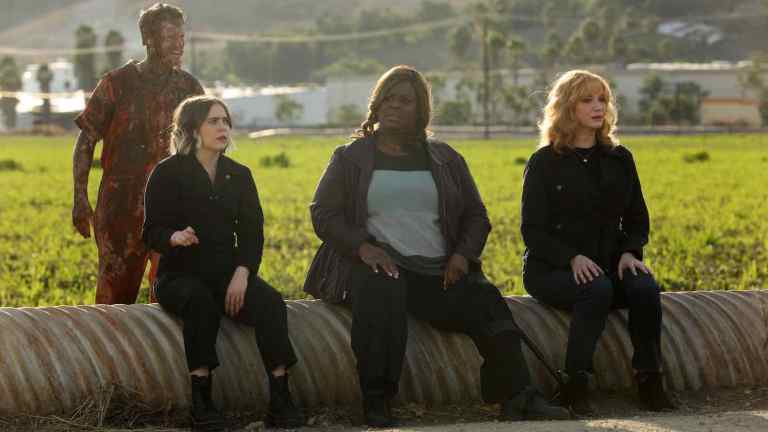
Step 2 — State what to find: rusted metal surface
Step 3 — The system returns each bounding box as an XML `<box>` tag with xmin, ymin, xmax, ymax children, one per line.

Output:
<box><xmin>0</xmin><ymin>291</ymin><xmax>766</xmax><ymax>417</ymax></box>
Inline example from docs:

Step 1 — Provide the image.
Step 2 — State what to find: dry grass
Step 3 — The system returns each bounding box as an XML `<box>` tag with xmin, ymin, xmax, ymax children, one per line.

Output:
<box><xmin>0</xmin><ymin>383</ymin><xmax>183</xmax><ymax>431</ymax></box>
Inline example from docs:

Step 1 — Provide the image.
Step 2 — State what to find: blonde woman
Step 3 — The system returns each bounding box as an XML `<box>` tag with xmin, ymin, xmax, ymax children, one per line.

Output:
<box><xmin>521</xmin><ymin>70</ymin><xmax>675</xmax><ymax>415</ymax></box>
<box><xmin>142</xmin><ymin>96</ymin><xmax>304</xmax><ymax>430</ymax></box>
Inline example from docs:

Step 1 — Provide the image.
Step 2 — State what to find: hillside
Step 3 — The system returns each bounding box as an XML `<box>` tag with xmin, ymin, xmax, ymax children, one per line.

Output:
<box><xmin>0</xmin><ymin>0</ymin><xmax>467</xmax><ymax>53</ymax></box>
<box><xmin>0</xmin><ymin>0</ymin><xmax>766</xmax><ymax>85</ymax></box>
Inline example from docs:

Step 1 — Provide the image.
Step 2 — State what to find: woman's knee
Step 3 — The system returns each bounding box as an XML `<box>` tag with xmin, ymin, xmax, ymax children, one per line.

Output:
<box><xmin>622</xmin><ymin>272</ymin><xmax>661</xmax><ymax>302</ymax></box>
<box><xmin>159</xmin><ymin>277</ymin><xmax>218</xmax><ymax>318</ymax></box>
<box><xmin>581</xmin><ymin>276</ymin><xmax>614</xmax><ymax>309</ymax></box>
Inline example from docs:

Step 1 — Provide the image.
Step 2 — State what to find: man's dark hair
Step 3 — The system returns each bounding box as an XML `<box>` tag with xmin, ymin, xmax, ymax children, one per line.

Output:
<box><xmin>138</xmin><ymin>3</ymin><xmax>185</xmax><ymax>45</ymax></box>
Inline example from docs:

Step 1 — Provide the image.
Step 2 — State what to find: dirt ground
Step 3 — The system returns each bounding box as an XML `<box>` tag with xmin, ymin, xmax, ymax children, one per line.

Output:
<box><xmin>3</xmin><ymin>386</ymin><xmax>768</xmax><ymax>431</ymax></box>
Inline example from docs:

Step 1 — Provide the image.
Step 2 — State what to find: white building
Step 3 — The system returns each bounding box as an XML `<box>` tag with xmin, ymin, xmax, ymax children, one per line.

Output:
<box><xmin>325</xmin><ymin>61</ymin><xmax>768</xmax><ymax>126</ymax></box>
<box><xmin>15</xmin><ymin>60</ymin><xmax>85</xmax><ymax>130</ymax></box>
<box><xmin>216</xmin><ymin>85</ymin><xmax>327</xmax><ymax>128</ymax></box>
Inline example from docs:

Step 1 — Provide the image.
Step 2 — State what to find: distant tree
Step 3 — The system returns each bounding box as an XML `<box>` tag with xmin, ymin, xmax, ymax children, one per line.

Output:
<box><xmin>669</xmin><ymin>82</ymin><xmax>708</xmax><ymax>125</ymax></box>
<box><xmin>104</xmin><ymin>30</ymin><xmax>125</xmax><ymax>72</ymax></box>
<box><xmin>540</xmin><ymin>31</ymin><xmax>562</xmax><ymax>70</ymax></box>
<box><xmin>738</xmin><ymin>55</ymin><xmax>766</xmax><ymax>98</ymax></box>
<box><xmin>0</xmin><ymin>56</ymin><xmax>22</xmax><ymax>129</ymax></box>
<box><xmin>334</xmin><ymin>104</ymin><xmax>363</xmax><ymax>126</ymax></box>
<box><xmin>424</xmin><ymin>72</ymin><xmax>447</xmax><ymax>106</ymax></box>
<box><xmin>274</xmin><ymin>95</ymin><xmax>303</xmax><ymax>125</ymax></box>
<box><xmin>435</xmin><ymin>100</ymin><xmax>472</xmax><ymax>125</ymax></box>
<box><xmin>573</xmin><ymin>19</ymin><xmax>602</xmax><ymax>63</ymax></box>
<box><xmin>738</xmin><ymin>55</ymin><xmax>768</xmax><ymax>125</ymax></box>
<box><xmin>565</xmin><ymin>35</ymin><xmax>586</xmax><ymax>65</ymax></box>
<box><xmin>506</xmin><ymin>36</ymin><xmax>525</xmax><ymax>86</ymax></box>
<box><xmin>588</xmin><ymin>0</ymin><xmax>622</xmax><ymax>33</ymax></box>
<box><xmin>226</xmin><ymin>41</ymin><xmax>275</xmax><ymax>84</ymax></box>
<box><xmin>449</xmin><ymin>24</ymin><xmax>473</xmax><ymax>65</ymax></box>
<box><xmin>272</xmin><ymin>42</ymin><xmax>315</xmax><ymax>84</ymax></box>
<box><xmin>36</xmin><ymin>63</ymin><xmax>54</xmax><ymax>126</ymax></box>
<box><xmin>656</xmin><ymin>39</ymin><xmax>674</xmax><ymax>62</ymax></box>
<box><xmin>503</xmin><ymin>85</ymin><xmax>532</xmax><ymax>126</ymax></box>
<box><xmin>487</xmin><ymin>31</ymin><xmax>506</xmax><ymax>67</ymax></box>
<box><xmin>74</xmin><ymin>25</ymin><xmax>97</xmax><ymax>91</ymax></box>
<box><xmin>638</xmin><ymin>74</ymin><xmax>708</xmax><ymax>125</ymax></box>
<box><xmin>609</xmin><ymin>35</ymin><xmax>628</xmax><ymax>66</ymax></box>
<box><xmin>638</xmin><ymin>74</ymin><xmax>665</xmax><ymax>112</ymax></box>
<box><xmin>416</xmin><ymin>0</ymin><xmax>457</xmax><ymax>20</ymax></box>
<box><xmin>540</xmin><ymin>2</ymin><xmax>558</xmax><ymax>28</ymax></box>
<box><xmin>314</xmin><ymin>57</ymin><xmax>384</xmax><ymax>81</ymax></box>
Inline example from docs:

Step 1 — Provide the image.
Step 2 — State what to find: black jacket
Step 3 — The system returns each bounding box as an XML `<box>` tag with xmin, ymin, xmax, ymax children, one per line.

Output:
<box><xmin>304</xmin><ymin>135</ymin><xmax>491</xmax><ymax>303</ymax></box>
<box><xmin>142</xmin><ymin>154</ymin><xmax>264</xmax><ymax>279</ymax></box>
<box><xmin>520</xmin><ymin>143</ymin><xmax>649</xmax><ymax>278</ymax></box>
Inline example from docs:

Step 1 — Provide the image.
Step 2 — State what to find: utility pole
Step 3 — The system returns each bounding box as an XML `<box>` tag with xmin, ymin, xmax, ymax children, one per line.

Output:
<box><xmin>190</xmin><ymin>35</ymin><xmax>197</xmax><ymax>77</ymax></box>
<box><xmin>481</xmin><ymin>16</ymin><xmax>490</xmax><ymax>140</ymax></box>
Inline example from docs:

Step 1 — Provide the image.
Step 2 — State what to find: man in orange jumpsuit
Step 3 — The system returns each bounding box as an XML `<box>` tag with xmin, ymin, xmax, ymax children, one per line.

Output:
<box><xmin>72</xmin><ymin>3</ymin><xmax>204</xmax><ymax>304</ymax></box>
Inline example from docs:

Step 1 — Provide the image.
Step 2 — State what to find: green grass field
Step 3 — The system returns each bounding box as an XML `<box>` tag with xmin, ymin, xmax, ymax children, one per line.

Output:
<box><xmin>0</xmin><ymin>134</ymin><xmax>766</xmax><ymax>307</ymax></box>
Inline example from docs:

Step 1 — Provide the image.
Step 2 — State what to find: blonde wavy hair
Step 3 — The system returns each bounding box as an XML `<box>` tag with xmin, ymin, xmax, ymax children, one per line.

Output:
<box><xmin>538</xmin><ymin>70</ymin><xmax>619</xmax><ymax>152</ymax></box>
<box><xmin>355</xmin><ymin>65</ymin><xmax>432</xmax><ymax>140</ymax></box>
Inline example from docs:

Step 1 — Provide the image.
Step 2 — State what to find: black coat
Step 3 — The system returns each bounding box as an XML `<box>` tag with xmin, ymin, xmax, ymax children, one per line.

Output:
<box><xmin>142</xmin><ymin>154</ymin><xmax>265</xmax><ymax>280</ymax></box>
<box><xmin>304</xmin><ymin>135</ymin><xmax>491</xmax><ymax>303</ymax></box>
<box><xmin>520</xmin><ymin>143</ymin><xmax>649</xmax><ymax>278</ymax></box>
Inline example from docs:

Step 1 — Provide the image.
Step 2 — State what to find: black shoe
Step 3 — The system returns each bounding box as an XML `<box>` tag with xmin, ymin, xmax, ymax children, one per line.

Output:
<box><xmin>266</xmin><ymin>373</ymin><xmax>305</xmax><ymax>429</ymax></box>
<box><xmin>363</xmin><ymin>393</ymin><xmax>396</xmax><ymax>428</ymax></box>
<box><xmin>500</xmin><ymin>387</ymin><xmax>571</xmax><ymax>421</ymax></box>
<box><xmin>637</xmin><ymin>370</ymin><xmax>677</xmax><ymax>411</ymax></box>
<box><xmin>190</xmin><ymin>374</ymin><xmax>227</xmax><ymax>432</ymax></box>
<box><xmin>556</xmin><ymin>370</ymin><xmax>596</xmax><ymax>417</ymax></box>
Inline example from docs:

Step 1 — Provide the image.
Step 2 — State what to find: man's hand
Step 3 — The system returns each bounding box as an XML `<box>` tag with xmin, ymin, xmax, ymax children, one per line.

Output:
<box><xmin>72</xmin><ymin>195</ymin><xmax>94</xmax><ymax>238</ymax></box>
<box><xmin>225</xmin><ymin>267</ymin><xmax>249</xmax><ymax>317</ymax></box>
<box><xmin>358</xmin><ymin>242</ymin><xmax>399</xmax><ymax>278</ymax></box>
<box><xmin>570</xmin><ymin>254</ymin><xmax>604</xmax><ymax>285</ymax></box>
<box><xmin>617</xmin><ymin>252</ymin><xmax>651</xmax><ymax>280</ymax></box>
<box><xmin>170</xmin><ymin>226</ymin><xmax>199</xmax><ymax>247</ymax></box>
<box><xmin>443</xmin><ymin>253</ymin><xmax>468</xmax><ymax>289</ymax></box>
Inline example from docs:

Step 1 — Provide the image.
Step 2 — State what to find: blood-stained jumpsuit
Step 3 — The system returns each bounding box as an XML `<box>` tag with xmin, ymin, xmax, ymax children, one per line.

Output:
<box><xmin>74</xmin><ymin>61</ymin><xmax>204</xmax><ymax>304</ymax></box>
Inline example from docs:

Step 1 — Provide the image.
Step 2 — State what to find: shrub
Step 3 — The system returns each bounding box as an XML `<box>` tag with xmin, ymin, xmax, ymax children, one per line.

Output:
<box><xmin>683</xmin><ymin>151</ymin><xmax>710</xmax><ymax>163</ymax></box>
<box><xmin>260</xmin><ymin>152</ymin><xmax>291</xmax><ymax>168</ymax></box>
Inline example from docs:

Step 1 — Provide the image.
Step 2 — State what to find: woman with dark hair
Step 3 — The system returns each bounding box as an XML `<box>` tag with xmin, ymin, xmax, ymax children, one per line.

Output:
<box><xmin>143</xmin><ymin>95</ymin><xmax>304</xmax><ymax>431</ymax></box>
<box><xmin>521</xmin><ymin>70</ymin><xmax>676</xmax><ymax>416</ymax></box>
<box><xmin>304</xmin><ymin>65</ymin><xmax>569</xmax><ymax>427</ymax></box>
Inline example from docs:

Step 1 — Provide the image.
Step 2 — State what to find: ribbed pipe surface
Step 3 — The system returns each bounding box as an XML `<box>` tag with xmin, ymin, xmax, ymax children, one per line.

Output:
<box><xmin>0</xmin><ymin>290</ymin><xmax>766</xmax><ymax>417</ymax></box>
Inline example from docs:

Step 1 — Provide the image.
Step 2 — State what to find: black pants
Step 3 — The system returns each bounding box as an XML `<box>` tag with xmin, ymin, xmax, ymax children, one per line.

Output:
<box><xmin>349</xmin><ymin>262</ymin><xmax>533</xmax><ymax>403</ymax></box>
<box><xmin>524</xmin><ymin>270</ymin><xmax>662</xmax><ymax>373</ymax></box>
<box><xmin>156</xmin><ymin>271</ymin><xmax>297</xmax><ymax>373</ymax></box>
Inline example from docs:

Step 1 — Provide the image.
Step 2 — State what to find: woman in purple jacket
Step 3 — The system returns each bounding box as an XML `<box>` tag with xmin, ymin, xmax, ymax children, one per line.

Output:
<box><xmin>304</xmin><ymin>65</ymin><xmax>569</xmax><ymax>427</ymax></box>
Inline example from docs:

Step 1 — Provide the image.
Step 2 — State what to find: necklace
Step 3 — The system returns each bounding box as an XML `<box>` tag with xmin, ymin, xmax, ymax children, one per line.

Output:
<box><xmin>574</xmin><ymin>146</ymin><xmax>598</xmax><ymax>163</ymax></box>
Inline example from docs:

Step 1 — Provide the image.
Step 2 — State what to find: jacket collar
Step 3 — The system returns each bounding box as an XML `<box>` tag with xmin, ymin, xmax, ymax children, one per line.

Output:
<box><xmin>344</xmin><ymin>133</ymin><xmax>449</xmax><ymax>168</ymax></box>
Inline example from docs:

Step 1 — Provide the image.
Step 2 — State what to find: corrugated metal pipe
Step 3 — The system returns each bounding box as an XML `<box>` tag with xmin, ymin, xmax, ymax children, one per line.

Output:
<box><xmin>1</xmin><ymin>290</ymin><xmax>767</xmax><ymax>417</ymax></box>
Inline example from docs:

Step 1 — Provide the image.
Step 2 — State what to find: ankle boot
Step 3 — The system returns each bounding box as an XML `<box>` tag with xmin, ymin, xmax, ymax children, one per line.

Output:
<box><xmin>190</xmin><ymin>374</ymin><xmax>227</xmax><ymax>432</ymax></box>
<box><xmin>556</xmin><ymin>370</ymin><xmax>596</xmax><ymax>417</ymax></box>
<box><xmin>363</xmin><ymin>391</ymin><xmax>396</xmax><ymax>428</ymax></box>
<box><xmin>266</xmin><ymin>373</ymin><xmax>305</xmax><ymax>428</ymax></box>
<box><xmin>637</xmin><ymin>370</ymin><xmax>676</xmax><ymax>411</ymax></box>
<box><xmin>500</xmin><ymin>387</ymin><xmax>571</xmax><ymax>421</ymax></box>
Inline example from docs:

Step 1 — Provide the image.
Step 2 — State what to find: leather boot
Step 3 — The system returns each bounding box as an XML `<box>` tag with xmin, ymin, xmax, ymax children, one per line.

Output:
<box><xmin>363</xmin><ymin>391</ymin><xmax>396</xmax><ymax>428</ymax></box>
<box><xmin>190</xmin><ymin>374</ymin><xmax>227</xmax><ymax>432</ymax></box>
<box><xmin>637</xmin><ymin>370</ymin><xmax>676</xmax><ymax>411</ymax></box>
<box><xmin>556</xmin><ymin>370</ymin><xmax>596</xmax><ymax>417</ymax></box>
<box><xmin>500</xmin><ymin>387</ymin><xmax>571</xmax><ymax>421</ymax></box>
<box><xmin>266</xmin><ymin>373</ymin><xmax>305</xmax><ymax>428</ymax></box>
